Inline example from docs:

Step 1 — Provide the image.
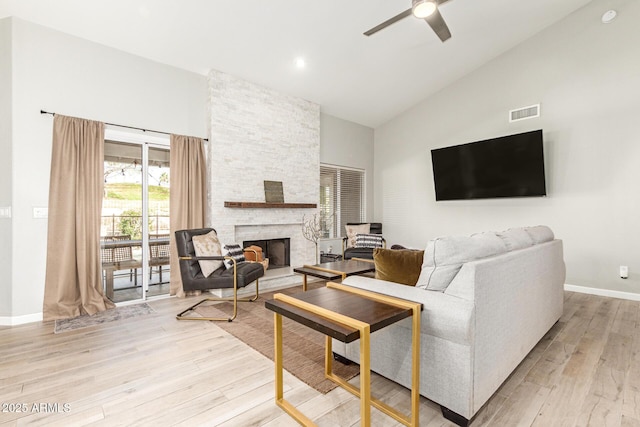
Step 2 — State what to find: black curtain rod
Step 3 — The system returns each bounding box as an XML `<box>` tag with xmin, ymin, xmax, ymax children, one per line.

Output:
<box><xmin>40</xmin><ymin>110</ymin><xmax>209</xmax><ymax>141</ymax></box>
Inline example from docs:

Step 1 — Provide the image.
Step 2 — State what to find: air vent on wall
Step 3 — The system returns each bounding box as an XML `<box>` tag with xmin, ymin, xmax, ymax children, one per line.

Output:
<box><xmin>509</xmin><ymin>104</ymin><xmax>540</xmax><ymax>122</ymax></box>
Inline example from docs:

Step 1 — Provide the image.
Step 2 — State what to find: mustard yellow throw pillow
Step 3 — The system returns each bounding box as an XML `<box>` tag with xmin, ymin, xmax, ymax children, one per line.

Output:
<box><xmin>373</xmin><ymin>248</ymin><xmax>425</xmax><ymax>286</ymax></box>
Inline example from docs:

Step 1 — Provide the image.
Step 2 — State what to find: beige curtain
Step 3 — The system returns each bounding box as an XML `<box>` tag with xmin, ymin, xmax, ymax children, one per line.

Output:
<box><xmin>43</xmin><ymin>115</ymin><xmax>115</xmax><ymax>321</ymax></box>
<box><xmin>169</xmin><ymin>134</ymin><xmax>207</xmax><ymax>297</ymax></box>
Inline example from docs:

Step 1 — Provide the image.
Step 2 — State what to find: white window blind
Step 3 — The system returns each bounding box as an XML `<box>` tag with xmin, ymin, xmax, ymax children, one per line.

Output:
<box><xmin>320</xmin><ymin>165</ymin><xmax>365</xmax><ymax>238</ymax></box>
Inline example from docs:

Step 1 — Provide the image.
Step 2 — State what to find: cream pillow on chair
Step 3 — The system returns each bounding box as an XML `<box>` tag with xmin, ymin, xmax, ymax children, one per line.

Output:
<box><xmin>192</xmin><ymin>230</ymin><xmax>223</xmax><ymax>277</ymax></box>
<box><xmin>345</xmin><ymin>223</ymin><xmax>370</xmax><ymax>248</ymax></box>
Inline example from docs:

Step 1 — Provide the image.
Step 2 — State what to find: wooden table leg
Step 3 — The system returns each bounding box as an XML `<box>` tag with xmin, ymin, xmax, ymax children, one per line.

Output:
<box><xmin>275</xmin><ymin>313</ymin><xmax>283</xmax><ymax>401</ymax></box>
<box><xmin>273</xmin><ymin>311</ymin><xmax>314</xmax><ymax>426</ymax></box>
<box><xmin>105</xmin><ymin>269</ymin><xmax>114</xmax><ymax>299</ymax></box>
<box><xmin>359</xmin><ymin>325</ymin><xmax>371</xmax><ymax>426</ymax></box>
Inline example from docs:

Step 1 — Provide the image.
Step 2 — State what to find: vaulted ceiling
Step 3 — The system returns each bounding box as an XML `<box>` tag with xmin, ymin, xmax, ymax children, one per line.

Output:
<box><xmin>0</xmin><ymin>0</ymin><xmax>595</xmax><ymax>127</ymax></box>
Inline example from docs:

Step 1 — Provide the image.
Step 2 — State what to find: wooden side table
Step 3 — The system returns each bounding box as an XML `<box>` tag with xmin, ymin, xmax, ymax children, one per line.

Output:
<box><xmin>265</xmin><ymin>282</ymin><xmax>422</xmax><ymax>427</ymax></box>
<box><xmin>293</xmin><ymin>259</ymin><xmax>375</xmax><ymax>291</ymax></box>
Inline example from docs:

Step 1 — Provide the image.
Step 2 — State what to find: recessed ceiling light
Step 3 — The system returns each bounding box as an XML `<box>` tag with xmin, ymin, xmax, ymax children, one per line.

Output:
<box><xmin>294</xmin><ymin>57</ymin><xmax>306</xmax><ymax>69</ymax></box>
<box><xmin>601</xmin><ymin>10</ymin><xmax>617</xmax><ymax>24</ymax></box>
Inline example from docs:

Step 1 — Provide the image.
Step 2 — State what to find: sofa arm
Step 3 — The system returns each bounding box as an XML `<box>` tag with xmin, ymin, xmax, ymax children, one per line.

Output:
<box><xmin>341</xmin><ymin>276</ymin><xmax>474</xmax><ymax>345</ymax></box>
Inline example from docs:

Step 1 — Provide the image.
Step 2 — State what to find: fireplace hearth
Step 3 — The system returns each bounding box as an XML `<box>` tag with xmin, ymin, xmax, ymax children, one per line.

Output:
<box><xmin>243</xmin><ymin>238</ymin><xmax>291</xmax><ymax>270</ymax></box>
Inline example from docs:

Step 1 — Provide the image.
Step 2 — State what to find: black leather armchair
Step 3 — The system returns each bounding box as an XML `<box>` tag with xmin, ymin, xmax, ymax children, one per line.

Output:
<box><xmin>342</xmin><ymin>222</ymin><xmax>386</xmax><ymax>260</ymax></box>
<box><xmin>175</xmin><ymin>228</ymin><xmax>264</xmax><ymax>322</ymax></box>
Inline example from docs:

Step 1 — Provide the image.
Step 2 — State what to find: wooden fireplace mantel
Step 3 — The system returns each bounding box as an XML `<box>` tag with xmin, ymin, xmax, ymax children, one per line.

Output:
<box><xmin>224</xmin><ymin>201</ymin><xmax>317</xmax><ymax>209</ymax></box>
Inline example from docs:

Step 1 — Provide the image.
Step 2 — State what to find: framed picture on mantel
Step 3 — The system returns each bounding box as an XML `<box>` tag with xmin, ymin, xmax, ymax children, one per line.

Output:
<box><xmin>264</xmin><ymin>180</ymin><xmax>284</xmax><ymax>203</ymax></box>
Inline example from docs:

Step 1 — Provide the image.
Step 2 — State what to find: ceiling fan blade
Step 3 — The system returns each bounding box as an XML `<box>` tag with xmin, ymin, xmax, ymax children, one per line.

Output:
<box><xmin>364</xmin><ymin>8</ymin><xmax>412</xmax><ymax>36</ymax></box>
<box><xmin>425</xmin><ymin>8</ymin><xmax>451</xmax><ymax>42</ymax></box>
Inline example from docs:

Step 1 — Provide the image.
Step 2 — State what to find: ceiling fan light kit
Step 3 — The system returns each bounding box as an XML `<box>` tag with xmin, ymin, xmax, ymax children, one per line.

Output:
<box><xmin>412</xmin><ymin>0</ymin><xmax>437</xmax><ymax>18</ymax></box>
<box><xmin>364</xmin><ymin>0</ymin><xmax>452</xmax><ymax>42</ymax></box>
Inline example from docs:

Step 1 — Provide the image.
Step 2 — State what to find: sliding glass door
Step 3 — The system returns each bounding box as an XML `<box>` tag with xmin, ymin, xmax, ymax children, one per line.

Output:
<box><xmin>101</xmin><ymin>136</ymin><xmax>170</xmax><ymax>303</ymax></box>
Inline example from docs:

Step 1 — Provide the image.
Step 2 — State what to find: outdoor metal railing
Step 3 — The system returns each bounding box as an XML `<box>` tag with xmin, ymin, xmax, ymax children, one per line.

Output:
<box><xmin>101</xmin><ymin>214</ymin><xmax>170</xmax><ymax>238</ymax></box>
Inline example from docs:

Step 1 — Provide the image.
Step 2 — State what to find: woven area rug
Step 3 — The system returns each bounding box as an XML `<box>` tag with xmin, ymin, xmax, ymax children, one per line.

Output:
<box><xmin>194</xmin><ymin>282</ymin><xmax>360</xmax><ymax>394</ymax></box>
<box><xmin>54</xmin><ymin>303</ymin><xmax>155</xmax><ymax>334</ymax></box>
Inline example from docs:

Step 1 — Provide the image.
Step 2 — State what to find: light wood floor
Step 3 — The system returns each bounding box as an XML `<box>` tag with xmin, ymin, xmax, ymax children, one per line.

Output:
<box><xmin>1</xmin><ymin>289</ymin><xmax>640</xmax><ymax>426</ymax></box>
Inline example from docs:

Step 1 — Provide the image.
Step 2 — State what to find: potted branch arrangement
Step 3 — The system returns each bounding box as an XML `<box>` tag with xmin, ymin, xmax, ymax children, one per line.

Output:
<box><xmin>301</xmin><ymin>212</ymin><xmax>335</xmax><ymax>264</ymax></box>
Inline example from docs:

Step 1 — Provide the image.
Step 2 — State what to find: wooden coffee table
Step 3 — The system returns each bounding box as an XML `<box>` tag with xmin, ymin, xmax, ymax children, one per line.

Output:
<box><xmin>293</xmin><ymin>259</ymin><xmax>375</xmax><ymax>291</ymax></box>
<box><xmin>265</xmin><ymin>281</ymin><xmax>422</xmax><ymax>427</ymax></box>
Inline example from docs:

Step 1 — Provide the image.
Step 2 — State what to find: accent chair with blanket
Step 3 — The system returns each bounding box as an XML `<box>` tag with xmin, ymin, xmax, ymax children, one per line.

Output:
<box><xmin>174</xmin><ymin>228</ymin><xmax>264</xmax><ymax>322</ymax></box>
<box><xmin>342</xmin><ymin>222</ymin><xmax>386</xmax><ymax>260</ymax></box>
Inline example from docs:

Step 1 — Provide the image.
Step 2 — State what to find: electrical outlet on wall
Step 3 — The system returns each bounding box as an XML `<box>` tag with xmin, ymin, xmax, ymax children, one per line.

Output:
<box><xmin>620</xmin><ymin>265</ymin><xmax>629</xmax><ymax>279</ymax></box>
<box><xmin>33</xmin><ymin>207</ymin><xmax>48</xmax><ymax>219</ymax></box>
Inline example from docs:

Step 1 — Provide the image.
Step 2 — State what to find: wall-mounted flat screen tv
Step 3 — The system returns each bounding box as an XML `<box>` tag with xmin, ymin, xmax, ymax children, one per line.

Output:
<box><xmin>431</xmin><ymin>129</ymin><xmax>546</xmax><ymax>201</ymax></box>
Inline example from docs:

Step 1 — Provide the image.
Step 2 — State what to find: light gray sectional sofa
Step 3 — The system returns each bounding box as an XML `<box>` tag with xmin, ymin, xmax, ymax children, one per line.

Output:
<box><xmin>332</xmin><ymin>226</ymin><xmax>565</xmax><ymax>426</ymax></box>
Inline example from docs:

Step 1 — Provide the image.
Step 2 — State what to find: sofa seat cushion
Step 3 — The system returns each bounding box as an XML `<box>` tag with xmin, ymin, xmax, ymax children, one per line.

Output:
<box><xmin>342</xmin><ymin>276</ymin><xmax>474</xmax><ymax>345</ymax></box>
<box><xmin>416</xmin><ymin>232</ymin><xmax>507</xmax><ymax>291</ymax></box>
<box><xmin>373</xmin><ymin>248</ymin><xmax>424</xmax><ymax>286</ymax></box>
<box><xmin>182</xmin><ymin>261</ymin><xmax>263</xmax><ymax>291</ymax></box>
<box><xmin>210</xmin><ymin>261</ymin><xmax>264</xmax><ymax>289</ymax></box>
<box><xmin>344</xmin><ymin>246</ymin><xmax>376</xmax><ymax>260</ymax></box>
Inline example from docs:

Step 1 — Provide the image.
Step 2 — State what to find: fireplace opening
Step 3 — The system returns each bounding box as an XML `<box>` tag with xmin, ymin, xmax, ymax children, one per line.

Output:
<box><xmin>243</xmin><ymin>238</ymin><xmax>290</xmax><ymax>270</ymax></box>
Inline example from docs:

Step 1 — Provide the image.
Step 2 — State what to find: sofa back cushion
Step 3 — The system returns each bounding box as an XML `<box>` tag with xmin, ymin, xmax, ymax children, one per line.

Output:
<box><xmin>415</xmin><ymin>226</ymin><xmax>555</xmax><ymax>292</ymax></box>
<box><xmin>495</xmin><ymin>228</ymin><xmax>534</xmax><ymax>251</ymax></box>
<box><xmin>416</xmin><ymin>232</ymin><xmax>508</xmax><ymax>291</ymax></box>
<box><xmin>495</xmin><ymin>226</ymin><xmax>555</xmax><ymax>250</ymax></box>
<box><xmin>525</xmin><ymin>225</ymin><xmax>555</xmax><ymax>244</ymax></box>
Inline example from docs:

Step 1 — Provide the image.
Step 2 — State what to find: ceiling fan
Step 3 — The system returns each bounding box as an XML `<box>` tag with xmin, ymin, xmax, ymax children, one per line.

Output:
<box><xmin>364</xmin><ymin>0</ymin><xmax>452</xmax><ymax>42</ymax></box>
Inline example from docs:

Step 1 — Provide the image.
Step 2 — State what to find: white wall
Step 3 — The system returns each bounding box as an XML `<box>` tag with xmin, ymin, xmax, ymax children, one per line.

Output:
<box><xmin>5</xmin><ymin>18</ymin><xmax>207</xmax><ymax>319</ymax></box>
<box><xmin>319</xmin><ymin>113</ymin><xmax>375</xmax><ymax>253</ymax></box>
<box><xmin>0</xmin><ymin>18</ymin><xmax>12</xmax><ymax>316</ymax></box>
<box><xmin>320</xmin><ymin>113</ymin><xmax>375</xmax><ymax>219</ymax></box>
<box><xmin>374</xmin><ymin>0</ymin><xmax>640</xmax><ymax>293</ymax></box>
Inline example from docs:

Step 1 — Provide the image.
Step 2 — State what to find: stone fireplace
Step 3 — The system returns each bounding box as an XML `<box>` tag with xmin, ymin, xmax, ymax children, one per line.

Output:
<box><xmin>233</xmin><ymin>223</ymin><xmax>308</xmax><ymax>280</ymax></box>
<box><xmin>207</xmin><ymin>69</ymin><xmax>320</xmax><ymax>291</ymax></box>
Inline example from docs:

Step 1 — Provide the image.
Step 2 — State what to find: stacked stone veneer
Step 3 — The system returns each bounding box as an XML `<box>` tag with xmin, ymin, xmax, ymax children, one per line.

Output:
<box><xmin>208</xmin><ymin>70</ymin><xmax>320</xmax><ymax>289</ymax></box>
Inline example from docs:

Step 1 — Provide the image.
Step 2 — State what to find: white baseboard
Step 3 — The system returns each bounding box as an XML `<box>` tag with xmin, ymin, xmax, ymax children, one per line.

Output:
<box><xmin>2</xmin><ymin>284</ymin><xmax>634</xmax><ymax>325</ymax></box>
<box><xmin>564</xmin><ymin>283</ymin><xmax>640</xmax><ymax>301</ymax></box>
<box><xmin>0</xmin><ymin>312</ymin><xmax>43</xmax><ymax>326</ymax></box>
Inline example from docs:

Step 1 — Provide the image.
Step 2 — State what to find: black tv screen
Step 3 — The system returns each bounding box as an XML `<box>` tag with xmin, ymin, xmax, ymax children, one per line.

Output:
<box><xmin>431</xmin><ymin>129</ymin><xmax>546</xmax><ymax>201</ymax></box>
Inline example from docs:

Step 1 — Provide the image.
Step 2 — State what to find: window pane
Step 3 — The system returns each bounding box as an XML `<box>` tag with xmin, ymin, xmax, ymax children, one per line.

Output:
<box><xmin>320</xmin><ymin>166</ymin><xmax>337</xmax><ymax>238</ymax></box>
<box><xmin>339</xmin><ymin>169</ymin><xmax>364</xmax><ymax>235</ymax></box>
<box><xmin>148</xmin><ymin>146</ymin><xmax>171</xmax><ymax>298</ymax></box>
<box><xmin>319</xmin><ymin>164</ymin><xmax>364</xmax><ymax>238</ymax></box>
<box><xmin>102</xmin><ymin>141</ymin><xmax>143</xmax><ymax>303</ymax></box>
